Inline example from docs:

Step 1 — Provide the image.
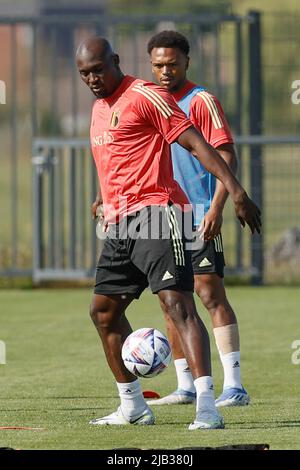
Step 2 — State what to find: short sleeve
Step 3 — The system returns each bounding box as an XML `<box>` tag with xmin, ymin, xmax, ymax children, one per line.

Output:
<box><xmin>189</xmin><ymin>91</ymin><xmax>234</xmax><ymax>148</ymax></box>
<box><xmin>131</xmin><ymin>82</ymin><xmax>193</xmax><ymax>144</ymax></box>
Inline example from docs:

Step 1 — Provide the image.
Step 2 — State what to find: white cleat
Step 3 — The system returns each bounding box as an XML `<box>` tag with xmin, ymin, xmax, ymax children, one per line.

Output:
<box><xmin>89</xmin><ymin>406</ymin><xmax>155</xmax><ymax>426</ymax></box>
<box><xmin>146</xmin><ymin>389</ymin><xmax>196</xmax><ymax>406</ymax></box>
<box><xmin>215</xmin><ymin>387</ymin><xmax>250</xmax><ymax>407</ymax></box>
<box><xmin>188</xmin><ymin>409</ymin><xmax>225</xmax><ymax>430</ymax></box>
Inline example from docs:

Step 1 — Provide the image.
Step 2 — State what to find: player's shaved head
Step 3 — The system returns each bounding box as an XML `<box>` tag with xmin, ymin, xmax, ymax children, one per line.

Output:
<box><xmin>76</xmin><ymin>36</ymin><xmax>123</xmax><ymax>98</ymax></box>
<box><xmin>76</xmin><ymin>36</ymin><xmax>114</xmax><ymax>62</ymax></box>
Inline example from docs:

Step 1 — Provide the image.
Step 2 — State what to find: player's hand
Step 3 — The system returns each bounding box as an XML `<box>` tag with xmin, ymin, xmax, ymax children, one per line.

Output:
<box><xmin>93</xmin><ymin>202</ymin><xmax>109</xmax><ymax>237</ymax></box>
<box><xmin>234</xmin><ymin>191</ymin><xmax>261</xmax><ymax>234</ymax></box>
<box><xmin>198</xmin><ymin>207</ymin><xmax>223</xmax><ymax>241</ymax></box>
<box><xmin>91</xmin><ymin>196</ymin><xmax>103</xmax><ymax>220</ymax></box>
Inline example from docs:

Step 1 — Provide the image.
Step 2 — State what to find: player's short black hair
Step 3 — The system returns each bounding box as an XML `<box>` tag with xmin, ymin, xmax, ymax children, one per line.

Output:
<box><xmin>147</xmin><ymin>30</ymin><xmax>190</xmax><ymax>56</ymax></box>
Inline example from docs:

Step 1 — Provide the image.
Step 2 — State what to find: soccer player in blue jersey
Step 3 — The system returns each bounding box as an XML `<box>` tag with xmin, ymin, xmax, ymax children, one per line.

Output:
<box><xmin>146</xmin><ymin>30</ymin><xmax>250</xmax><ymax>407</ymax></box>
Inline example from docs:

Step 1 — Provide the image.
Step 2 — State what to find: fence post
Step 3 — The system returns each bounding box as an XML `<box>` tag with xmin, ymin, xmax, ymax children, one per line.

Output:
<box><xmin>32</xmin><ymin>148</ymin><xmax>45</xmax><ymax>283</ymax></box>
<box><xmin>249</xmin><ymin>10</ymin><xmax>264</xmax><ymax>285</ymax></box>
<box><xmin>235</xmin><ymin>21</ymin><xmax>243</xmax><ymax>271</ymax></box>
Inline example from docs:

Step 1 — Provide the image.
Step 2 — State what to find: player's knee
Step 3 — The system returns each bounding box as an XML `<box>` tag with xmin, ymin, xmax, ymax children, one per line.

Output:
<box><xmin>194</xmin><ymin>276</ymin><xmax>202</xmax><ymax>299</ymax></box>
<box><xmin>160</xmin><ymin>293</ymin><xmax>178</xmax><ymax>315</ymax></box>
<box><xmin>89</xmin><ymin>301</ymin><xmax>110</xmax><ymax>330</ymax></box>
<box><xmin>160</xmin><ymin>293</ymin><xmax>188</xmax><ymax>323</ymax></box>
<box><xmin>90</xmin><ymin>302</ymin><xmax>99</xmax><ymax>326</ymax></box>
<box><xmin>198</xmin><ymin>285</ymin><xmax>220</xmax><ymax>312</ymax></box>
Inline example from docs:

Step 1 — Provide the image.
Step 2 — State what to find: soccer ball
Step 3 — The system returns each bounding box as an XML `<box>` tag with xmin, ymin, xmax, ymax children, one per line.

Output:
<box><xmin>121</xmin><ymin>328</ymin><xmax>172</xmax><ymax>378</ymax></box>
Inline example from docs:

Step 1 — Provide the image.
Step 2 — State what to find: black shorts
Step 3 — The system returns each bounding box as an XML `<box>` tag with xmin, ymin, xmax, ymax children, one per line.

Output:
<box><xmin>94</xmin><ymin>205</ymin><xmax>194</xmax><ymax>298</ymax></box>
<box><xmin>191</xmin><ymin>233</ymin><xmax>225</xmax><ymax>278</ymax></box>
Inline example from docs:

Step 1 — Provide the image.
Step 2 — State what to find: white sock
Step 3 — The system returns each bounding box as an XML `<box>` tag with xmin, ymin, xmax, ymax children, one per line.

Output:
<box><xmin>117</xmin><ymin>379</ymin><xmax>147</xmax><ymax>420</ymax></box>
<box><xmin>194</xmin><ymin>376</ymin><xmax>216</xmax><ymax>413</ymax></box>
<box><xmin>174</xmin><ymin>358</ymin><xmax>196</xmax><ymax>393</ymax></box>
<box><xmin>220</xmin><ymin>351</ymin><xmax>242</xmax><ymax>389</ymax></box>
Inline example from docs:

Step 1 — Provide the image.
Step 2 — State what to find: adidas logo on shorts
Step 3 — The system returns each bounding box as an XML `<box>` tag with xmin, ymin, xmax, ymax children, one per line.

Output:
<box><xmin>162</xmin><ymin>271</ymin><xmax>174</xmax><ymax>281</ymax></box>
<box><xmin>199</xmin><ymin>257</ymin><xmax>212</xmax><ymax>267</ymax></box>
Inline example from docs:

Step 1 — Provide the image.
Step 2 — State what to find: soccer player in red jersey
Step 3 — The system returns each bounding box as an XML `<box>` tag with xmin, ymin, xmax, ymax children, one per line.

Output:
<box><xmin>76</xmin><ymin>36</ymin><xmax>260</xmax><ymax>430</ymax></box>
<box><xmin>146</xmin><ymin>31</ymin><xmax>250</xmax><ymax>408</ymax></box>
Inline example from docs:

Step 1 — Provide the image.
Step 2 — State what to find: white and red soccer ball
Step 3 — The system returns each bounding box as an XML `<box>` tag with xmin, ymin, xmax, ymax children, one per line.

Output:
<box><xmin>121</xmin><ymin>328</ymin><xmax>172</xmax><ymax>378</ymax></box>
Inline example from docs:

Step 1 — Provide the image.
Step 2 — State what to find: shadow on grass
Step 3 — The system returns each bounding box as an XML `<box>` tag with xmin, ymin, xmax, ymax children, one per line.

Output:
<box><xmin>48</xmin><ymin>396</ymin><xmax>114</xmax><ymax>400</ymax></box>
<box><xmin>227</xmin><ymin>419</ymin><xmax>300</xmax><ymax>429</ymax></box>
<box><xmin>1</xmin><ymin>396</ymin><xmax>116</xmax><ymax>400</ymax></box>
<box><xmin>0</xmin><ymin>407</ymin><xmax>106</xmax><ymax>412</ymax></box>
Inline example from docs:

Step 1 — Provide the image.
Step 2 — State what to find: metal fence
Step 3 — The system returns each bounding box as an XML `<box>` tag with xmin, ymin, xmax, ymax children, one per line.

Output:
<box><xmin>0</xmin><ymin>11</ymin><xmax>300</xmax><ymax>283</ymax></box>
<box><xmin>31</xmin><ymin>136</ymin><xmax>300</xmax><ymax>283</ymax></box>
<box><xmin>32</xmin><ymin>138</ymin><xmax>98</xmax><ymax>282</ymax></box>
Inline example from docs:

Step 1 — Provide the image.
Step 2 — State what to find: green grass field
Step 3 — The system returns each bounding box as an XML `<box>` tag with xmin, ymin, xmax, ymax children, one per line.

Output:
<box><xmin>0</xmin><ymin>286</ymin><xmax>300</xmax><ymax>450</ymax></box>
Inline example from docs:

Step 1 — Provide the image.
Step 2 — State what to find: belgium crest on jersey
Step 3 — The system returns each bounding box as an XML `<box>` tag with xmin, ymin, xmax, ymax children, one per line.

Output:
<box><xmin>110</xmin><ymin>109</ymin><xmax>121</xmax><ymax>128</ymax></box>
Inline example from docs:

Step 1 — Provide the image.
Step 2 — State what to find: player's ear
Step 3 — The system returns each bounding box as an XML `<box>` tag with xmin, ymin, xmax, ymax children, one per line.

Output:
<box><xmin>113</xmin><ymin>54</ymin><xmax>120</xmax><ymax>66</ymax></box>
<box><xmin>186</xmin><ymin>56</ymin><xmax>190</xmax><ymax>71</ymax></box>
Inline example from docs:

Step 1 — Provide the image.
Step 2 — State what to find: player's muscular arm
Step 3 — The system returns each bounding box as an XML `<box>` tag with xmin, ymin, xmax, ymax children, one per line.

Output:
<box><xmin>201</xmin><ymin>143</ymin><xmax>238</xmax><ymax>240</ymax></box>
<box><xmin>176</xmin><ymin>127</ymin><xmax>261</xmax><ymax>234</ymax></box>
<box><xmin>211</xmin><ymin>143</ymin><xmax>238</xmax><ymax>210</ymax></box>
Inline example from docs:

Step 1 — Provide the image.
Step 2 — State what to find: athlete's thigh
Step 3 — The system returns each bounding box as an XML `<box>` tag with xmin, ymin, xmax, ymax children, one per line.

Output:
<box><xmin>91</xmin><ymin>292</ymin><xmax>135</xmax><ymax>317</ymax></box>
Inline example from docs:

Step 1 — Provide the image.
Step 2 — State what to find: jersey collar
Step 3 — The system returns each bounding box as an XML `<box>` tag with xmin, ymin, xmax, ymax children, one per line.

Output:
<box><xmin>172</xmin><ymin>80</ymin><xmax>197</xmax><ymax>102</ymax></box>
<box><xmin>101</xmin><ymin>75</ymin><xmax>135</xmax><ymax>105</ymax></box>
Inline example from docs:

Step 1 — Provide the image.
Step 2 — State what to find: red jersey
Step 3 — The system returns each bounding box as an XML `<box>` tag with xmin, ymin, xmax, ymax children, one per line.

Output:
<box><xmin>90</xmin><ymin>75</ymin><xmax>192</xmax><ymax>222</ymax></box>
<box><xmin>173</xmin><ymin>81</ymin><xmax>234</xmax><ymax>148</ymax></box>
